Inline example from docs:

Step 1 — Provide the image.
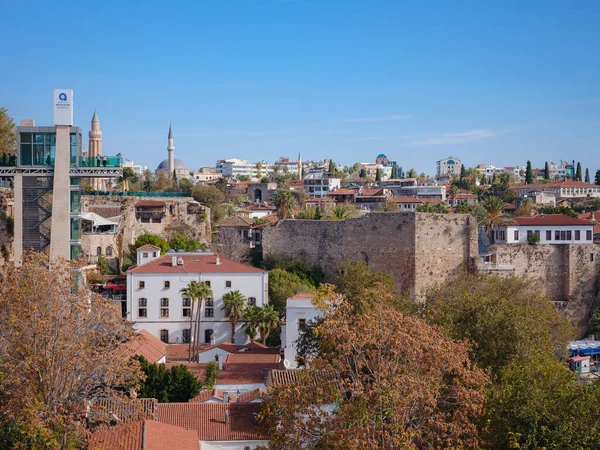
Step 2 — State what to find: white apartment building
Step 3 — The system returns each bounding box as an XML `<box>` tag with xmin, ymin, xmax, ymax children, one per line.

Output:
<box><xmin>281</xmin><ymin>294</ymin><xmax>324</xmax><ymax>369</ymax></box>
<box><xmin>122</xmin><ymin>158</ymin><xmax>148</xmax><ymax>178</ymax></box>
<box><xmin>436</xmin><ymin>156</ymin><xmax>461</xmax><ymax>178</ymax></box>
<box><xmin>396</xmin><ymin>184</ymin><xmax>447</xmax><ymax>200</ymax></box>
<box><xmin>360</xmin><ymin>163</ymin><xmax>392</xmax><ymax>181</ymax></box>
<box><xmin>303</xmin><ymin>171</ymin><xmax>341</xmax><ymax>198</ymax></box>
<box><xmin>512</xmin><ymin>181</ymin><xmax>600</xmax><ymax>200</ymax></box>
<box><xmin>126</xmin><ymin>246</ymin><xmax>269</xmax><ymax>345</ymax></box>
<box><xmin>216</xmin><ymin>158</ymin><xmax>271</xmax><ymax>179</ymax></box>
<box><xmin>493</xmin><ymin>214</ymin><xmax>594</xmax><ymax>244</ymax></box>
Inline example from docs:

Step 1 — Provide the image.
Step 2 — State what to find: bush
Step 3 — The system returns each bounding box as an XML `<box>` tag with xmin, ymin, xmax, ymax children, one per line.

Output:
<box><xmin>527</xmin><ymin>232</ymin><xmax>540</xmax><ymax>245</ymax></box>
<box><xmin>97</xmin><ymin>255</ymin><xmax>112</xmax><ymax>275</ymax></box>
<box><xmin>135</xmin><ymin>356</ymin><xmax>201</xmax><ymax>403</ymax></box>
<box><xmin>5</xmin><ymin>215</ymin><xmax>13</xmax><ymax>237</ymax></box>
<box><xmin>203</xmin><ymin>361</ymin><xmax>219</xmax><ymax>389</ymax></box>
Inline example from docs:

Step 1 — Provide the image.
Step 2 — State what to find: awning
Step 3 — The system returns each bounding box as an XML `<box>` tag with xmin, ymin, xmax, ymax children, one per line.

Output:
<box><xmin>81</xmin><ymin>212</ymin><xmax>120</xmax><ymax>227</ymax></box>
<box><xmin>104</xmin><ymin>282</ymin><xmax>126</xmax><ymax>291</ymax></box>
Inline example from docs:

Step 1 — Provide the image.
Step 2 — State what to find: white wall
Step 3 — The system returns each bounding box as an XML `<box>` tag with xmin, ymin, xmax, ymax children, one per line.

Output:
<box><xmin>127</xmin><ymin>269</ymin><xmax>268</xmax><ymax>345</ymax></box>
<box><xmin>498</xmin><ymin>225</ymin><xmax>594</xmax><ymax>244</ymax></box>
<box><xmin>201</xmin><ymin>440</ymin><xmax>269</xmax><ymax>450</ymax></box>
<box><xmin>283</xmin><ymin>299</ymin><xmax>324</xmax><ymax>369</ymax></box>
<box><xmin>198</xmin><ymin>347</ymin><xmax>232</xmax><ymax>364</ymax></box>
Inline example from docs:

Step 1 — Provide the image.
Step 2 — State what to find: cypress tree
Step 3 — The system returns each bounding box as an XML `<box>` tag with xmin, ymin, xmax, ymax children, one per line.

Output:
<box><xmin>460</xmin><ymin>164</ymin><xmax>466</xmax><ymax>180</ymax></box>
<box><xmin>375</xmin><ymin>168</ymin><xmax>382</xmax><ymax>182</ymax></box>
<box><xmin>525</xmin><ymin>161</ymin><xmax>534</xmax><ymax>184</ymax></box>
<box><xmin>595</xmin><ymin>169</ymin><xmax>600</xmax><ymax>186</ymax></box>
<box><xmin>544</xmin><ymin>162</ymin><xmax>550</xmax><ymax>180</ymax></box>
<box><xmin>576</xmin><ymin>162</ymin><xmax>582</xmax><ymax>182</ymax></box>
<box><xmin>585</xmin><ymin>168</ymin><xmax>590</xmax><ymax>184</ymax></box>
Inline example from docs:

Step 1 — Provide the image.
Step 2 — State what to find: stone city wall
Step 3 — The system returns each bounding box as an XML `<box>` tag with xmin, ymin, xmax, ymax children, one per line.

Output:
<box><xmin>262</xmin><ymin>212</ymin><xmax>477</xmax><ymax>299</ymax></box>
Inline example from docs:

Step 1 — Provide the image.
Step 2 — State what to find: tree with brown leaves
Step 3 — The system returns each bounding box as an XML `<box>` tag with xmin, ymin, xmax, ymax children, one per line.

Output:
<box><xmin>261</xmin><ymin>299</ymin><xmax>488</xmax><ymax>449</ymax></box>
<box><xmin>0</xmin><ymin>253</ymin><xmax>141</xmax><ymax>448</ymax></box>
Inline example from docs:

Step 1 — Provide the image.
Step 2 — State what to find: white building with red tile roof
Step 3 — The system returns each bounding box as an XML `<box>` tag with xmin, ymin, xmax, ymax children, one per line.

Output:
<box><xmin>281</xmin><ymin>294</ymin><xmax>324</xmax><ymax>369</ymax></box>
<box><xmin>126</xmin><ymin>249</ymin><xmax>268</xmax><ymax>346</ymax></box>
<box><xmin>493</xmin><ymin>214</ymin><xmax>594</xmax><ymax>244</ymax></box>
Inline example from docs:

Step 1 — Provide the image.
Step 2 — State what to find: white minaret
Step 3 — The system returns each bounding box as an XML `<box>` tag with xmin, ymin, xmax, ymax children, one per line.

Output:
<box><xmin>297</xmin><ymin>151</ymin><xmax>303</xmax><ymax>180</ymax></box>
<box><xmin>167</xmin><ymin>122</ymin><xmax>175</xmax><ymax>178</ymax></box>
<box><xmin>89</xmin><ymin>110</ymin><xmax>103</xmax><ymax>190</ymax></box>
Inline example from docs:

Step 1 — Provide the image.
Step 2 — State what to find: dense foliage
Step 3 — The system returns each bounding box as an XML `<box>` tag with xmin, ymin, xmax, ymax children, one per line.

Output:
<box><xmin>135</xmin><ymin>356</ymin><xmax>201</xmax><ymax>402</ymax></box>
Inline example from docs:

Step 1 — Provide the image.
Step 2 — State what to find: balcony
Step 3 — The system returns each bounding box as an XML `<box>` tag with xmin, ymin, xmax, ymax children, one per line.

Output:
<box><xmin>77</xmin><ymin>156</ymin><xmax>121</xmax><ymax>168</ymax></box>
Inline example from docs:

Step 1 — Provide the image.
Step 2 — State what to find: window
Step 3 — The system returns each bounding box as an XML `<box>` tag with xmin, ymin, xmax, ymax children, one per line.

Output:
<box><xmin>138</xmin><ymin>280</ymin><xmax>145</xmax><ymax>289</ymax></box>
<box><xmin>587</xmin><ymin>230</ymin><xmax>593</xmax><ymax>241</ymax></box>
<box><xmin>96</xmin><ymin>246</ymin><xmax>102</xmax><ymax>256</ymax></box>
<box><xmin>591</xmin><ymin>253</ymin><xmax>595</xmax><ymax>262</ymax></box>
<box><xmin>182</xmin><ymin>329</ymin><xmax>191</xmax><ymax>343</ymax></box>
<box><xmin>138</xmin><ymin>298</ymin><xmax>147</xmax><ymax>318</ymax></box>
<box><xmin>514</xmin><ymin>230</ymin><xmax>519</xmax><ymax>241</ymax></box>
<box><xmin>567</xmin><ymin>231</ymin><xmax>572</xmax><ymax>240</ymax></box>
<box><xmin>204</xmin><ymin>281</ymin><xmax>211</xmax><ymax>287</ymax></box>
<box><xmin>205</xmin><ymin>298</ymin><xmax>214</xmax><ymax>307</ymax></box>
<box><xmin>143</xmin><ymin>252</ymin><xmax>148</xmax><ymax>258</ymax></box>
<box><xmin>164</xmin><ymin>280</ymin><xmax>170</xmax><ymax>289</ymax></box>
<box><xmin>575</xmin><ymin>230</ymin><xmax>581</xmax><ymax>241</ymax></box>
<box><xmin>205</xmin><ymin>329</ymin><xmax>214</xmax><ymax>344</ymax></box>
<box><xmin>106</xmin><ymin>247</ymin><xmax>113</xmax><ymax>256</ymax></box>
<box><xmin>555</xmin><ymin>230</ymin><xmax>560</xmax><ymax>241</ymax></box>
<box><xmin>298</xmin><ymin>319</ymin><xmax>306</xmax><ymax>331</ymax></box>
<box><xmin>546</xmin><ymin>230</ymin><xmax>552</xmax><ymax>241</ymax></box>
<box><xmin>183</xmin><ymin>298</ymin><xmax>191</xmax><ymax>317</ymax></box>
<box><xmin>205</xmin><ymin>308</ymin><xmax>214</xmax><ymax>318</ymax></box>
<box><xmin>160</xmin><ymin>330</ymin><xmax>169</xmax><ymax>343</ymax></box>
<box><xmin>160</xmin><ymin>298</ymin><xmax>169</xmax><ymax>317</ymax></box>
<box><xmin>527</xmin><ymin>230</ymin><xmax>532</xmax><ymax>239</ymax></box>
<box><xmin>153</xmin><ymin>251</ymin><xmax>157</xmax><ymax>257</ymax></box>
<box><xmin>225</xmin><ymin>280</ymin><xmax>232</xmax><ymax>288</ymax></box>
<box><xmin>248</xmin><ymin>297</ymin><xmax>256</xmax><ymax>306</ymax></box>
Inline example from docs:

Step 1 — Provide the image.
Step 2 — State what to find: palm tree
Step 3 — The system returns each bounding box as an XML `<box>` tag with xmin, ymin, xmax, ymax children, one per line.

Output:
<box><xmin>243</xmin><ymin>305</ymin><xmax>263</xmax><ymax>342</ymax></box>
<box><xmin>275</xmin><ymin>191</ymin><xmax>297</xmax><ymax>219</ymax></box>
<box><xmin>480</xmin><ymin>196</ymin><xmax>511</xmax><ymax>243</ymax></box>
<box><xmin>222</xmin><ymin>290</ymin><xmax>247</xmax><ymax>344</ymax></box>
<box><xmin>330</xmin><ymin>203</ymin><xmax>355</xmax><ymax>220</ymax></box>
<box><xmin>180</xmin><ymin>280</ymin><xmax>213</xmax><ymax>362</ymax></box>
<box><xmin>259</xmin><ymin>305</ymin><xmax>280</xmax><ymax>345</ymax></box>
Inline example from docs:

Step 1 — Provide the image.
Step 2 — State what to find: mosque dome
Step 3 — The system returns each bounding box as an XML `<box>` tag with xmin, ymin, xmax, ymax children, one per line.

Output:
<box><xmin>156</xmin><ymin>159</ymin><xmax>189</xmax><ymax>171</ymax></box>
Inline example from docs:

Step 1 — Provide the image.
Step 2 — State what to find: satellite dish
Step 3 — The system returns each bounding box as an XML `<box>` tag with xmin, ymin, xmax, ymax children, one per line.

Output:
<box><xmin>283</xmin><ymin>359</ymin><xmax>291</xmax><ymax>368</ymax></box>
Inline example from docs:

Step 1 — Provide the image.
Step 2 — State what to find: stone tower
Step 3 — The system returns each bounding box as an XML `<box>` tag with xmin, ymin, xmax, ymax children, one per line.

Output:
<box><xmin>88</xmin><ymin>110</ymin><xmax>103</xmax><ymax>189</ymax></box>
<box><xmin>168</xmin><ymin>123</ymin><xmax>175</xmax><ymax>179</ymax></box>
<box><xmin>297</xmin><ymin>151</ymin><xmax>303</xmax><ymax>180</ymax></box>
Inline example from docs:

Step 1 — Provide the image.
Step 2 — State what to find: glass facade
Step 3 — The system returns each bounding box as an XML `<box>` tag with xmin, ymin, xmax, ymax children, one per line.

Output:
<box><xmin>19</xmin><ymin>133</ymin><xmax>56</xmax><ymax>166</ymax></box>
<box><xmin>70</xmin><ymin>133</ymin><xmax>77</xmax><ymax>167</ymax></box>
<box><xmin>70</xmin><ymin>217</ymin><xmax>81</xmax><ymax>241</ymax></box>
<box><xmin>70</xmin><ymin>190</ymin><xmax>81</xmax><ymax>213</ymax></box>
<box><xmin>70</xmin><ymin>244</ymin><xmax>82</xmax><ymax>261</ymax></box>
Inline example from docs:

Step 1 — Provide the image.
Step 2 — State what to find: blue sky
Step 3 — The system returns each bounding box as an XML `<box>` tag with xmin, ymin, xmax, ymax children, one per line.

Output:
<box><xmin>1</xmin><ymin>0</ymin><xmax>599</xmax><ymax>174</ymax></box>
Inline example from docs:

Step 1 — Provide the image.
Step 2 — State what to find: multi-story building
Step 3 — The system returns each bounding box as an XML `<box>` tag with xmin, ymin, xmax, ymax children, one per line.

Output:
<box><xmin>281</xmin><ymin>294</ymin><xmax>323</xmax><ymax>369</ymax></box>
<box><xmin>303</xmin><ymin>171</ymin><xmax>341</xmax><ymax>198</ymax></box>
<box><xmin>436</xmin><ymin>156</ymin><xmax>461</xmax><ymax>178</ymax></box>
<box><xmin>191</xmin><ymin>167</ymin><xmax>220</xmax><ymax>183</ymax></box>
<box><xmin>126</xmin><ymin>248</ymin><xmax>269</xmax><ymax>345</ymax></box>
<box><xmin>122</xmin><ymin>158</ymin><xmax>148</xmax><ymax>178</ymax></box>
<box><xmin>511</xmin><ymin>180</ymin><xmax>600</xmax><ymax>200</ymax></box>
<box><xmin>216</xmin><ymin>158</ymin><xmax>271</xmax><ymax>179</ymax></box>
<box><xmin>360</xmin><ymin>163</ymin><xmax>392</xmax><ymax>181</ymax></box>
<box><xmin>4</xmin><ymin>90</ymin><xmax>122</xmax><ymax>263</ymax></box>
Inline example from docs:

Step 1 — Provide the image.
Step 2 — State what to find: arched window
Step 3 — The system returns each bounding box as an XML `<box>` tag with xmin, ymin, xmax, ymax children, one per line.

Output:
<box><xmin>106</xmin><ymin>246</ymin><xmax>113</xmax><ymax>256</ymax></box>
<box><xmin>96</xmin><ymin>246</ymin><xmax>102</xmax><ymax>256</ymax></box>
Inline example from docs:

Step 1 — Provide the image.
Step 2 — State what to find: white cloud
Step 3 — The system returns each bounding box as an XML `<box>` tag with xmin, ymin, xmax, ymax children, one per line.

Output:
<box><xmin>334</xmin><ymin>114</ymin><xmax>411</xmax><ymax>123</ymax></box>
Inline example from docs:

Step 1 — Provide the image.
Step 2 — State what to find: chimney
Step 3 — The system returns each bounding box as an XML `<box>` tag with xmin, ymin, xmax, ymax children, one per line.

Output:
<box><xmin>210</xmin><ymin>333</ymin><xmax>216</xmax><ymax>346</ymax></box>
<box><xmin>171</xmin><ymin>256</ymin><xmax>177</xmax><ymax>266</ymax></box>
<box><xmin>216</xmin><ymin>255</ymin><xmax>221</xmax><ymax>265</ymax></box>
<box><xmin>224</xmin><ymin>409</ymin><xmax>229</xmax><ymax>425</ymax></box>
<box><xmin>223</xmin><ymin>392</ymin><xmax>229</xmax><ymax>403</ymax></box>
<box><xmin>216</xmin><ymin>354</ymin><xmax>223</xmax><ymax>370</ymax></box>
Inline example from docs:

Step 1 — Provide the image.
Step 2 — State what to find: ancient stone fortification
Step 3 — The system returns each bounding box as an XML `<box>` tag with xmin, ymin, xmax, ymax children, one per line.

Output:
<box><xmin>81</xmin><ymin>195</ymin><xmax>211</xmax><ymax>268</ymax></box>
<box><xmin>490</xmin><ymin>243</ymin><xmax>600</xmax><ymax>335</ymax></box>
<box><xmin>262</xmin><ymin>212</ymin><xmax>478</xmax><ymax>299</ymax></box>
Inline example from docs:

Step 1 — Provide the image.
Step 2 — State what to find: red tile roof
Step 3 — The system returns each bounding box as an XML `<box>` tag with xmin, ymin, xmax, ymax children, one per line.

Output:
<box><xmin>217</xmin><ymin>216</ymin><xmax>254</xmax><ymax>227</ymax></box>
<box><xmin>510</xmin><ymin>214</ymin><xmax>591</xmax><ymax>226</ymax></box>
<box><xmin>166</xmin><ymin>362</ymin><xmax>279</xmax><ymax>385</ymax></box>
<box><xmin>392</xmin><ymin>196</ymin><xmax>444</xmax><ymax>204</ymax></box>
<box><xmin>135</xmin><ymin>200</ymin><xmax>166</xmax><ymax>207</ymax></box>
<box><xmin>225</xmin><ymin>353</ymin><xmax>281</xmax><ymax>364</ymax></box>
<box><xmin>155</xmin><ymin>403</ymin><xmax>268</xmax><ymax>441</ymax></box>
<box><xmin>189</xmin><ymin>388</ymin><xmax>267</xmax><ymax>404</ymax></box>
<box><xmin>166</xmin><ymin>341</ymin><xmax>278</xmax><ymax>362</ymax></box>
<box><xmin>125</xmin><ymin>330</ymin><xmax>167</xmax><ymax>364</ymax></box>
<box><xmin>328</xmin><ymin>188</ymin><xmax>357</xmax><ymax>196</ymax></box>
<box><xmin>127</xmin><ymin>254</ymin><xmax>266</xmax><ymax>275</ymax></box>
<box><xmin>136</xmin><ymin>244</ymin><xmax>161</xmax><ymax>252</ymax></box>
<box><xmin>88</xmin><ymin>420</ymin><xmax>199</xmax><ymax>450</ymax></box>
<box><xmin>251</xmin><ymin>213</ymin><xmax>279</xmax><ymax>230</ymax></box>
<box><xmin>358</xmin><ymin>188</ymin><xmax>384</xmax><ymax>196</ymax></box>
<box><xmin>289</xmin><ymin>293</ymin><xmax>315</xmax><ymax>300</ymax></box>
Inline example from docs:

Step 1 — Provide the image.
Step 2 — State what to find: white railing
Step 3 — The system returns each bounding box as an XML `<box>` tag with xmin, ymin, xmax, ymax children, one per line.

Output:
<box><xmin>476</xmin><ymin>263</ymin><xmax>513</xmax><ymax>271</ymax></box>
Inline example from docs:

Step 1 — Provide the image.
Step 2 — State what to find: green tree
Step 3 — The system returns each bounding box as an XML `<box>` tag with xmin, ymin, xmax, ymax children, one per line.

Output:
<box><xmin>375</xmin><ymin>168</ymin><xmax>381</xmax><ymax>182</ymax></box>
<box><xmin>167</xmin><ymin>235</ymin><xmax>206</xmax><ymax>252</ymax></box>
<box><xmin>203</xmin><ymin>361</ymin><xmax>219</xmax><ymax>389</ymax></box>
<box><xmin>268</xmin><ymin>268</ymin><xmax>313</xmax><ymax>315</ymax></box>
<box><xmin>142</xmin><ymin>169</ymin><xmax>153</xmax><ymax>191</ymax></box>
<box><xmin>358</xmin><ymin>168</ymin><xmax>366</xmax><ymax>178</ymax></box>
<box><xmin>576</xmin><ymin>162</ymin><xmax>582</xmax><ymax>181</ymax></box>
<box><xmin>585</xmin><ymin>167</ymin><xmax>590</xmax><ymax>183</ymax></box>
<box><xmin>328</xmin><ymin>203</ymin><xmax>356</xmax><ymax>220</ymax></box>
<box><xmin>479</xmin><ymin>196</ymin><xmax>510</xmax><ymax>243</ymax></box>
<box><xmin>595</xmin><ymin>169</ymin><xmax>600</xmax><ymax>186</ymax></box>
<box><xmin>243</xmin><ymin>305</ymin><xmax>263</xmax><ymax>342</ymax></box>
<box><xmin>0</xmin><ymin>107</ymin><xmax>16</xmax><ymax>156</ymax></box>
<box><xmin>237</xmin><ymin>175</ymin><xmax>250</xmax><ymax>181</ymax></box>
<box><xmin>192</xmin><ymin>185</ymin><xmax>226</xmax><ymax>212</ymax></box>
<box><xmin>222</xmin><ymin>290</ymin><xmax>247</xmax><ymax>343</ymax></box>
<box><xmin>390</xmin><ymin>166</ymin><xmax>398</xmax><ymax>179</ymax></box>
<box><xmin>544</xmin><ymin>161</ymin><xmax>550</xmax><ymax>180</ymax></box>
<box><xmin>135</xmin><ymin>356</ymin><xmax>200</xmax><ymax>403</ymax></box>
<box><xmin>314</xmin><ymin>205</ymin><xmax>322</xmax><ymax>220</ymax></box>
<box><xmin>275</xmin><ymin>190</ymin><xmax>297</xmax><ymax>219</ymax></box>
<box><xmin>130</xmin><ymin>233</ymin><xmax>169</xmax><ymax>254</ymax></box>
<box><xmin>525</xmin><ymin>160</ymin><xmax>534</xmax><ymax>184</ymax></box>
<box><xmin>119</xmin><ymin>166</ymin><xmax>139</xmax><ymax>184</ymax></box>
<box><xmin>180</xmin><ymin>281</ymin><xmax>213</xmax><ymax>362</ymax></box>
<box><xmin>407</xmin><ymin>168</ymin><xmax>417</xmax><ymax>178</ymax></box>
<box><xmin>460</xmin><ymin>164</ymin><xmax>466</xmax><ymax>179</ymax></box>
<box><xmin>259</xmin><ymin>304</ymin><xmax>279</xmax><ymax>345</ymax></box>
<box><xmin>540</xmin><ymin>205</ymin><xmax>578</xmax><ymax>218</ymax></box>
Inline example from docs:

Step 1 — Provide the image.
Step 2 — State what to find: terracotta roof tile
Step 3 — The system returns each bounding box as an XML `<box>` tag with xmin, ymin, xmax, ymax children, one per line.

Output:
<box><xmin>125</xmin><ymin>330</ymin><xmax>167</xmax><ymax>364</ymax></box>
<box><xmin>89</xmin><ymin>420</ymin><xmax>199</xmax><ymax>450</ymax></box>
<box><xmin>166</xmin><ymin>362</ymin><xmax>279</xmax><ymax>385</ymax></box>
<box><xmin>88</xmin><ymin>206</ymin><xmax>122</xmax><ymax>218</ymax></box>
<box><xmin>135</xmin><ymin>200</ymin><xmax>166</xmax><ymax>207</ymax></box>
<box><xmin>155</xmin><ymin>403</ymin><xmax>268</xmax><ymax>441</ymax></box>
<box><xmin>136</xmin><ymin>244</ymin><xmax>161</xmax><ymax>252</ymax></box>
<box><xmin>510</xmin><ymin>214</ymin><xmax>591</xmax><ymax>226</ymax></box>
<box><xmin>87</xmin><ymin>398</ymin><xmax>157</xmax><ymax>424</ymax></box>
<box><xmin>217</xmin><ymin>216</ymin><xmax>254</xmax><ymax>227</ymax></box>
<box><xmin>188</xmin><ymin>387</ymin><xmax>266</xmax><ymax>403</ymax></box>
<box><xmin>127</xmin><ymin>254</ymin><xmax>266</xmax><ymax>275</ymax></box>
<box><xmin>289</xmin><ymin>293</ymin><xmax>315</xmax><ymax>300</ymax></box>
<box><xmin>225</xmin><ymin>353</ymin><xmax>281</xmax><ymax>364</ymax></box>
